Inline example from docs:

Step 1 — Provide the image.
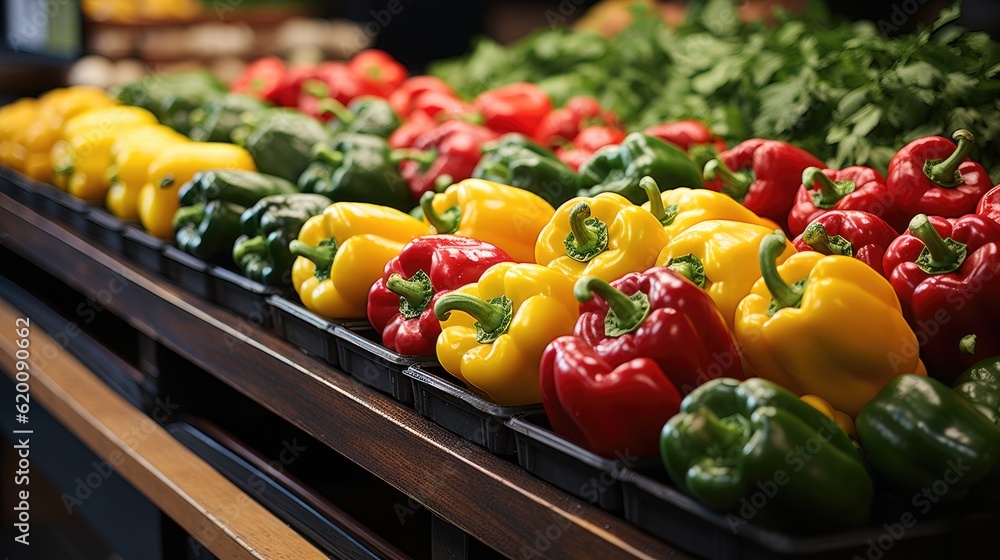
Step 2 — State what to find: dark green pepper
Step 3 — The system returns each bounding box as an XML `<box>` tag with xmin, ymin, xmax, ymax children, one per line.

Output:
<box><xmin>954</xmin><ymin>356</ymin><xmax>1000</xmax><ymax>424</ymax></box>
<box><xmin>189</xmin><ymin>93</ymin><xmax>271</xmax><ymax>143</ymax></box>
<box><xmin>577</xmin><ymin>132</ymin><xmax>705</xmax><ymax>204</ymax></box>
<box><xmin>857</xmin><ymin>374</ymin><xmax>1000</xmax><ymax>504</ymax></box>
<box><xmin>113</xmin><ymin>71</ymin><xmax>226</xmax><ymax>136</ymax></box>
<box><xmin>173</xmin><ymin>170</ymin><xmax>298</xmax><ymax>260</ymax></box>
<box><xmin>325</xmin><ymin>96</ymin><xmax>401</xmax><ymax>139</ymax></box>
<box><xmin>472</xmin><ymin>133</ymin><xmax>577</xmax><ymax>206</ymax></box>
<box><xmin>298</xmin><ymin>133</ymin><xmax>414</xmax><ymax>212</ymax></box>
<box><xmin>232</xmin><ymin>193</ymin><xmax>332</xmax><ymax>286</ymax></box>
<box><xmin>660</xmin><ymin>377</ymin><xmax>873</xmax><ymax>531</ymax></box>
<box><xmin>236</xmin><ymin>109</ymin><xmax>331</xmax><ymax>183</ymax></box>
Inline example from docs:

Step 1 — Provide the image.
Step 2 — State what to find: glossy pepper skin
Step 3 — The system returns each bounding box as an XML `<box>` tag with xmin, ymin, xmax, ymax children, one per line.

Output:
<box><xmin>106</xmin><ymin>125</ymin><xmax>189</xmax><ymax>221</ymax></box>
<box><xmin>114</xmin><ymin>70</ymin><xmax>226</xmax><ymax>136</ymax></box>
<box><xmin>324</xmin><ymin>96</ymin><xmax>401</xmax><ymax>139</ymax></box>
<box><xmin>533</xmin><ymin>95</ymin><xmax>615</xmax><ymax>149</ymax></box>
<box><xmin>887</xmin><ymin>129</ymin><xmax>993</xmax><ymax>220</ymax></box>
<box><xmin>173</xmin><ymin>170</ymin><xmax>298</xmax><ymax>260</ymax></box>
<box><xmin>640</xmin><ymin>181</ymin><xmax>779</xmax><ymax>241</ymax></box>
<box><xmin>643</xmin><ymin>119</ymin><xmax>727</xmax><ymax>169</ymax></box>
<box><xmin>291</xmin><ymin>203</ymin><xmax>430</xmax><ymax>319</ymax></box>
<box><xmin>577</xmin><ymin>133</ymin><xmax>705</xmax><ymax>204</ymax></box>
<box><xmin>541</xmin><ymin>268</ymin><xmax>745</xmax><ymax>457</ymax></box>
<box><xmin>473</xmin><ymin>82</ymin><xmax>553</xmax><ymax>137</ymax></box>
<box><xmin>229</xmin><ymin>57</ymin><xmax>287</xmax><ymax>104</ymax></box>
<box><xmin>434</xmin><ymin>263</ymin><xmax>578</xmax><ymax>406</ymax></box>
<box><xmin>882</xmin><ymin>214</ymin><xmax>1000</xmax><ymax>383</ymax></box>
<box><xmin>977</xmin><ymin>185</ymin><xmax>1000</xmax><ymax>228</ymax></box>
<box><xmin>137</xmin><ymin>143</ymin><xmax>256</xmax><ymax>240</ymax></box>
<box><xmin>535</xmin><ymin>192</ymin><xmax>668</xmax><ymax>282</ymax></box>
<box><xmin>367</xmin><ymin>236</ymin><xmax>513</xmax><ymax>356</ymax></box>
<box><xmin>235</xmin><ymin>109</ymin><xmax>331</xmax><ymax>183</ymax></box>
<box><xmin>704</xmin><ymin>139</ymin><xmax>825</xmax><ymax>233</ymax></box>
<box><xmin>736</xmin><ymin>231</ymin><xmax>927</xmax><ymax>418</ymax></box>
<box><xmin>420</xmin><ymin>179</ymin><xmax>555</xmax><ymax>263</ymax></box>
<box><xmin>298</xmin><ymin>134</ymin><xmax>414</xmax><ymax>212</ymax></box>
<box><xmin>189</xmin><ymin>93</ymin><xmax>271</xmax><ymax>143</ymax></box>
<box><xmin>471</xmin><ymin>134</ymin><xmax>577</xmax><ymax>206</ymax></box>
<box><xmin>233</xmin><ymin>193</ymin><xmax>332</xmax><ymax>286</ymax></box>
<box><xmin>954</xmin><ymin>356</ymin><xmax>1000</xmax><ymax>425</ymax></box>
<box><xmin>661</xmin><ymin>377</ymin><xmax>874</xmax><ymax>530</ymax></box>
<box><xmin>388</xmin><ymin>76</ymin><xmax>455</xmax><ymax>118</ymax></box>
<box><xmin>347</xmin><ymin>49</ymin><xmax>409</xmax><ymax>99</ymax></box>
<box><xmin>857</xmin><ymin>374</ymin><xmax>1000</xmax><ymax>504</ymax></box>
<box><xmin>788</xmin><ymin>166</ymin><xmax>905</xmax><ymax>236</ymax></box>
<box><xmin>397</xmin><ymin>120</ymin><xmax>500</xmax><ymax>199</ymax></box>
<box><xmin>792</xmin><ymin>210</ymin><xmax>899</xmax><ymax>278</ymax></box>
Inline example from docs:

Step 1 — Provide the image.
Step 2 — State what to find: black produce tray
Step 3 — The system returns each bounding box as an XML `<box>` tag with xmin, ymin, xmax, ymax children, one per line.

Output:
<box><xmin>404</xmin><ymin>365</ymin><xmax>540</xmax><ymax>455</ymax></box>
<box><xmin>617</xmin><ymin>466</ymin><xmax>1000</xmax><ymax>560</ymax></box>
<box><xmin>209</xmin><ymin>266</ymin><xmax>284</xmax><ymax>328</ymax></box>
<box><xmin>122</xmin><ymin>225</ymin><xmax>167</xmax><ymax>275</ymax></box>
<box><xmin>163</xmin><ymin>246</ymin><xmax>215</xmax><ymax>301</ymax></box>
<box><xmin>84</xmin><ymin>207</ymin><xmax>126</xmax><ymax>254</ymax></box>
<box><xmin>268</xmin><ymin>295</ymin><xmax>365</xmax><ymax>367</ymax></box>
<box><xmin>0</xmin><ymin>167</ymin><xmax>38</xmax><ymax>209</ymax></box>
<box><xmin>335</xmin><ymin>327</ymin><xmax>435</xmax><ymax>405</ymax></box>
<box><xmin>32</xmin><ymin>182</ymin><xmax>90</xmax><ymax>234</ymax></box>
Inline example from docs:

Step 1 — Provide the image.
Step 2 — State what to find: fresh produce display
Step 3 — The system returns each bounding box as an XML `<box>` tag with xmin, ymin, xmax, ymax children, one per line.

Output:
<box><xmin>106</xmin><ymin>125</ymin><xmax>189</xmax><ymax>220</ymax></box>
<box><xmin>787</xmin><ymin>165</ymin><xmax>900</xmax><ymax>236</ymax></box>
<box><xmin>112</xmin><ymin>70</ymin><xmax>226</xmax><ymax>136</ymax></box>
<box><xmin>791</xmin><ymin>210</ymin><xmax>898</xmax><ymax>277</ymax></box>
<box><xmin>324</xmin><ymin>97</ymin><xmax>401</xmax><ymax>138</ymax></box>
<box><xmin>954</xmin><ymin>356</ymin><xmax>1000</xmax><ymax>424</ymax></box>
<box><xmin>188</xmin><ymin>93</ymin><xmax>271</xmax><ymax>143</ymax></box>
<box><xmin>396</xmin><ymin>120</ymin><xmax>499</xmax><ymax>199</ymax></box>
<box><xmin>471</xmin><ymin>134</ymin><xmax>578</xmax><ymax>206</ymax></box>
<box><xmin>235</xmin><ymin>109</ymin><xmax>331</xmax><ymax>183</ymax></box>
<box><xmin>642</xmin><ymin>180</ymin><xmax>778</xmax><ymax>238</ymax></box>
<box><xmin>297</xmin><ymin>134</ymin><xmax>414</xmax><ymax>211</ymax></box>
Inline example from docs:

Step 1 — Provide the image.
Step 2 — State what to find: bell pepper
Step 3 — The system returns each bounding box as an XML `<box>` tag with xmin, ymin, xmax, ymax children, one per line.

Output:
<box><xmin>347</xmin><ymin>49</ymin><xmax>409</xmax><ymax>99</ymax></box>
<box><xmin>473</xmin><ymin>82</ymin><xmax>553</xmax><ymax>137</ymax></box>
<box><xmin>886</xmin><ymin>129</ymin><xmax>993</xmax><ymax>220</ymax></box>
<box><xmin>297</xmin><ymin>64</ymin><xmax>378</xmax><ymax>117</ymax></box>
<box><xmin>977</xmin><ymin>185</ymin><xmax>1000</xmax><ymax>228</ymax></box>
<box><xmin>792</xmin><ymin>210</ymin><xmax>898</xmax><ymax>278</ymax></box>
<box><xmin>533</xmin><ymin>95</ymin><xmax>616</xmax><ymax>149</ymax></box>
<box><xmin>535</xmin><ymin>192</ymin><xmax>668</xmax><ymax>282</ymax></box>
<box><xmin>420</xmin><ymin>179</ymin><xmax>554</xmax><ymax>263</ymax></box>
<box><xmin>643</xmin><ymin>119</ymin><xmax>727</xmax><ymax>169</ymax></box>
<box><xmin>857</xmin><ymin>374</ymin><xmax>1000</xmax><ymax>504</ymax></box>
<box><xmin>735</xmin><ymin>231</ymin><xmax>926</xmax><ymax>418</ymax></box>
<box><xmin>882</xmin><ymin>214</ymin><xmax>1000</xmax><ymax>383</ymax></box>
<box><xmin>800</xmin><ymin>394</ymin><xmax>856</xmax><ymax>438</ymax></box>
<box><xmin>367</xmin><ymin>236</ymin><xmax>513</xmax><ymax>356</ymax></box>
<box><xmin>471</xmin><ymin>134</ymin><xmax>577</xmax><ymax>206</ymax></box>
<box><xmin>397</xmin><ymin>120</ymin><xmax>500</xmax><ymax>199</ymax></box>
<box><xmin>106</xmin><ymin>125</ymin><xmax>189</xmax><ymax>221</ymax></box>
<box><xmin>274</xmin><ymin>63</ymin><xmax>316</xmax><ymax>108</ymax></box>
<box><xmin>137</xmin><ymin>143</ymin><xmax>256</xmax><ymax>239</ymax></box>
<box><xmin>540</xmin><ymin>268</ymin><xmax>745</xmax><ymax>457</ymax></box>
<box><xmin>576</xmin><ymin>132</ymin><xmax>705</xmax><ymax>204</ymax></box>
<box><xmin>388</xmin><ymin>111</ymin><xmax>437</xmax><ymax>150</ymax></box>
<box><xmin>639</xmin><ymin>177</ymin><xmax>779</xmax><ymax>240</ymax></box>
<box><xmin>173</xmin><ymin>170</ymin><xmax>298</xmax><ymax>260</ymax></box>
<box><xmin>433</xmin><ymin>262</ymin><xmax>578</xmax><ymax>405</ymax></box>
<box><xmin>704</xmin><ymin>139</ymin><xmax>826</xmax><ymax>232</ymax></box>
<box><xmin>954</xmin><ymin>356</ymin><xmax>1000</xmax><ymax>425</ymax></box>
<box><xmin>324</xmin><ymin>96</ymin><xmax>400</xmax><ymax>138</ymax></box>
<box><xmin>232</xmin><ymin>193</ymin><xmax>332</xmax><ymax>286</ymax></box>
<box><xmin>297</xmin><ymin>134</ymin><xmax>414</xmax><ymax>212</ymax></box>
<box><xmin>235</xmin><ymin>109</ymin><xmax>331</xmax><ymax>183</ymax></box>
<box><xmin>788</xmin><ymin>166</ymin><xmax>906</xmax><ymax>236</ymax></box>
<box><xmin>389</xmin><ymin>76</ymin><xmax>455</xmax><ymax>118</ymax></box>
<box><xmin>655</xmin><ymin>219</ymin><xmax>794</xmax><ymax>330</ymax></box>
<box><xmin>189</xmin><ymin>93</ymin><xmax>271</xmax><ymax>143</ymax></box>
<box><xmin>229</xmin><ymin>57</ymin><xmax>287</xmax><ymax>104</ymax></box>
<box><xmin>114</xmin><ymin>70</ymin><xmax>226</xmax><ymax>135</ymax></box>
<box><xmin>291</xmin><ymin>203</ymin><xmax>430</xmax><ymax>319</ymax></box>
<box><xmin>0</xmin><ymin>98</ymin><xmax>39</xmax><ymax>172</ymax></box>
<box><xmin>555</xmin><ymin>125</ymin><xmax>628</xmax><ymax>173</ymax></box>
<box><xmin>410</xmin><ymin>90</ymin><xmax>474</xmax><ymax>121</ymax></box>
<box><xmin>661</xmin><ymin>377</ymin><xmax>874</xmax><ymax>530</ymax></box>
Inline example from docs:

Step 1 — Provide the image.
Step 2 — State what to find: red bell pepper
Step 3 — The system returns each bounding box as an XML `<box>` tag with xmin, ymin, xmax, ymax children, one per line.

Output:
<box><xmin>367</xmin><ymin>235</ymin><xmax>512</xmax><ymax>356</ymax></box>
<box><xmin>389</xmin><ymin>76</ymin><xmax>455</xmax><ymax>118</ymax></box>
<box><xmin>788</xmin><ymin>166</ymin><xmax>905</xmax><ymax>236</ymax></box>
<box><xmin>886</xmin><ymin>129</ymin><xmax>992</xmax><ymax>220</ymax></box>
<box><xmin>976</xmin><ymin>185</ymin><xmax>1000</xmax><ymax>228</ymax></box>
<box><xmin>388</xmin><ymin>111</ymin><xmax>436</xmax><ymax>150</ymax></box>
<box><xmin>539</xmin><ymin>268</ymin><xmax>746</xmax><ymax>457</ymax></box>
<box><xmin>554</xmin><ymin>148</ymin><xmax>592</xmax><ymax>172</ymax></box>
<box><xmin>411</xmin><ymin>90</ymin><xmax>473</xmax><ymax>121</ymax></box>
<box><xmin>533</xmin><ymin>95</ymin><xmax>616</xmax><ymax>148</ymax></box>
<box><xmin>396</xmin><ymin>120</ymin><xmax>499</xmax><ymax>198</ymax></box>
<box><xmin>300</xmin><ymin>62</ymin><xmax>377</xmax><ymax>114</ymax></box>
<box><xmin>473</xmin><ymin>82</ymin><xmax>552</xmax><ymax>137</ymax></box>
<box><xmin>274</xmin><ymin>63</ymin><xmax>315</xmax><ymax>108</ymax></box>
<box><xmin>230</xmin><ymin>57</ymin><xmax>286</xmax><ymax>103</ymax></box>
<box><xmin>883</xmin><ymin>213</ymin><xmax>1000</xmax><ymax>383</ymax></box>
<box><xmin>554</xmin><ymin>126</ymin><xmax>627</xmax><ymax>172</ymax></box>
<box><xmin>792</xmin><ymin>210</ymin><xmax>899</xmax><ymax>277</ymax></box>
<box><xmin>347</xmin><ymin>49</ymin><xmax>408</xmax><ymax>98</ymax></box>
<box><xmin>703</xmin><ymin>139</ymin><xmax>825</xmax><ymax>233</ymax></box>
<box><xmin>643</xmin><ymin>120</ymin><xmax>727</xmax><ymax>154</ymax></box>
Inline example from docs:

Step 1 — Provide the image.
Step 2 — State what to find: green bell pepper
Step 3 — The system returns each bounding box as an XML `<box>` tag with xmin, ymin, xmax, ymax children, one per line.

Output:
<box><xmin>173</xmin><ymin>170</ymin><xmax>298</xmax><ymax>260</ymax></box>
<box><xmin>189</xmin><ymin>93</ymin><xmax>271</xmax><ymax>143</ymax></box>
<box><xmin>576</xmin><ymin>132</ymin><xmax>705</xmax><ymax>204</ymax></box>
<box><xmin>324</xmin><ymin>96</ymin><xmax>401</xmax><ymax>139</ymax></box>
<box><xmin>857</xmin><ymin>374</ymin><xmax>1000</xmax><ymax>504</ymax></box>
<box><xmin>660</xmin><ymin>377</ymin><xmax>873</xmax><ymax>531</ymax></box>
<box><xmin>472</xmin><ymin>133</ymin><xmax>577</xmax><ymax>206</ymax></box>
<box><xmin>113</xmin><ymin>71</ymin><xmax>226</xmax><ymax>136</ymax></box>
<box><xmin>954</xmin><ymin>356</ymin><xmax>1000</xmax><ymax>425</ymax></box>
<box><xmin>297</xmin><ymin>133</ymin><xmax>414</xmax><ymax>212</ymax></box>
<box><xmin>232</xmin><ymin>193</ymin><xmax>332</xmax><ymax>286</ymax></box>
<box><xmin>235</xmin><ymin>109</ymin><xmax>331</xmax><ymax>183</ymax></box>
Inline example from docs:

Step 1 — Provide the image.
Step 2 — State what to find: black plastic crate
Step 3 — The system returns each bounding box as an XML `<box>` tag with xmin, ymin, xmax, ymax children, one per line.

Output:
<box><xmin>121</xmin><ymin>225</ymin><xmax>168</xmax><ymax>275</ymax></box>
<box><xmin>267</xmin><ymin>295</ymin><xmax>350</xmax><ymax>367</ymax></box>
<box><xmin>0</xmin><ymin>168</ymin><xmax>38</xmax><ymax>208</ymax></box>
<box><xmin>84</xmin><ymin>207</ymin><xmax>126</xmax><ymax>255</ymax></box>
<box><xmin>163</xmin><ymin>246</ymin><xmax>215</xmax><ymax>301</ymax></box>
<box><xmin>404</xmin><ymin>365</ymin><xmax>539</xmax><ymax>455</ymax></box>
<box><xmin>334</xmin><ymin>327</ymin><xmax>435</xmax><ymax>406</ymax></box>
<box><xmin>209</xmin><ymin>266</ymin><xmax>283</xmax><ymax>328</ymax></box>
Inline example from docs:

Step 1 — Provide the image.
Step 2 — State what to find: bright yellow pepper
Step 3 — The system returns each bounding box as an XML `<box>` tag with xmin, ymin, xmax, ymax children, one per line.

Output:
<box><xmin>735</xmin><ymin>231</ymin><xmax>927</xmax><ymax>419</ymax></box>
<box><xmin>655</xmin><ymin>220</ymin><xmax>796</xmax><ymax>329</ymax></box>
<box><xmin>20</xmin><ymin>86</ymin><xmax>115</xmax><ymax>182</ymax></box>
<box><xmin>801</xmin><ymin>394</ymin><xmax>857</xmax><ymax>438</ymax></box>
<box><xmin>106</xmin><ymin>125</ymin><xmax>189</xmax><ymax>221</ymax></box>
<box><xmin>291</xmin><ymin>203</ymin><xmax>431</xmax><ymax>319</ymax></box>
<box><xmin>420</xmin><ymin>179</ymin><xmax>555</xmax><ymax>263</ymax></box>
<box><xmin>638</xmin><ymin>178</ymin><xmax>779</xmax><ymax>239</ymax></box>
<box><xmin>138</xmin><ymin>142</ymin><xmax>256</xmax><ymax>239</ymax></box>
<box><xmin>434</xmin><ymin>263</ymin><xmax>578</xmax><ymax>406</ymax></box>
<box><xmin>0</xmin><ymin>98</ymin><xmax>39</xmax><ymax>171</ymax></box>
<box><xmin>535</xmin><ymin>192</ymin><xmax>668</xmax><ymax>282</ymax></box>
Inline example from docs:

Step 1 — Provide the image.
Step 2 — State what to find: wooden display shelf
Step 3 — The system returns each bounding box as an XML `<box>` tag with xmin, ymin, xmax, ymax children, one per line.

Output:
<box><xmin>0</xmin><ymin>191</ymin><xmax>687</xmax><ymax>559</ymax></box>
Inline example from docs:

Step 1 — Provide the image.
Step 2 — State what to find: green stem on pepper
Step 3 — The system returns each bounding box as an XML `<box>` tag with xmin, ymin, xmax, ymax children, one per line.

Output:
<box><xmin>574</xmin><ymin>275</ymin><xmax>651</xmax><ymax>337</ymax></box>
<box><xmin>704</xmin><ymin>158</ymin><xmax>753</xmax><ymax>202</ymax></box>
<box><xmin>290</xmin><ymin>238</ymin><xmax>338</xmax><ymax>281</ymax></box>
<box><xmin>434</xmin><ymin>293</ymin><xmax>513</xmax><ymax>344</ymax></box>
<box><xmin>803</xmin><ymin>167</ymin><xmax>855</xmax><ymax>209</ymax></box>
<box><xmin>667</xmin><ymin>254</ymin><xmax>707</xmax><ymax>289</ymax></box>
<box><xmin>640</xmin><ymin>175</ymin><xmax>678</xmax><ymax>226</ymax></box>
<box><xmin>564</xmin><ymin>202</ymin><xmax>609</xmax><ymax>262</ymax></box>
<box><xmin>801</xmin><ymin>222</ymin><xmax>853</xmax><ymax>257</ymax></box>
<box><xmin>420</xmin><ymin>191</ymin><xmax>461</xmax><ymax>234</ymax></box>
<box><xmin>909</xmin><ymin>214</ymin><xmax>967</xmax><ymax>274</ymax></box>
<box><xmin>760</xmin><ymin>230</ymin><xmax>806</xmax><ymax>316</ymax></box>
<box><xmin>387</xmin><ymin>270</ymin><xmax>434</xmax><ymax>318</ymax></box>
<box><xmin>924</xmin><ymin>129</ymin><xmax>974</xmax><ymax>188</ymax></box>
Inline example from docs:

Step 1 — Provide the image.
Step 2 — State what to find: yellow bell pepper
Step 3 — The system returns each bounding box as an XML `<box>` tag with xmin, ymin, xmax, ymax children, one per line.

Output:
<box><xmin>291</xmin><ymin>203</ymin><xmax>431</xmax><ymax>319</ymax></box>
<box><xmin>20</xmin><ymin>86</ymin><xmax>115</xmax><ymax>182</ymax></box>
<box><xmin>0</xmin><ymin>98</ymin><xmax>39</xmax><ymax>171</ymax></box>
<box><xmin>106</xmin><ymin>125</ymin><xmax>189</xmax><ymax>221</ymax></box>
<box><xmin>137</xmin><ymin>142</ymin><xmax>256</xmax><ymax>239</ymax></box>
<box><xmin>734</xmin><ymin>231</ymin><xmax>927</xmax><ymax>419</ymax></box>
<box><xmin>434</xmin><ymin>263</ymin><xmax>578</xmax><ymax>405</ymax></box>
<box><xmin>420</xmin><ymin>179</ymin><xmax>554</xmax><ymax>263</ymax></box>
<box><xmin>638</xmin><ymin>177</ymin><xmax>779</xmax><ymax>239</ymax></box>
<box><xmin>535</xmin><ymin>192</ymin><xmax>668</xmax><ymax>282</ymax></box>
<box><xmin>801</xmin><ymin>394</ymin><xmax>857</xmax><ymax>438</ymax></box>
<box><xmin>655</xmin><ymin>220</ymin><xmax>796</xmax><ymax>329</ymax></box>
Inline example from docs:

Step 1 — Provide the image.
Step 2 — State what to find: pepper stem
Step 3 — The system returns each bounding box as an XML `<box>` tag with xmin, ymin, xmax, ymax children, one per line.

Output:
<box><xmin>481</xmin><ymin>163</ymin><xmax>511</xmax><ymax>181</ymax></box>
<box><xmin>420</xmin><ymin>191</ymin><xmax>461</xmax><ymax>234</ymax></box>
<box><xmin>960</xmin><ymin>334</ymin><xmax>977</xmax><ymax>355</ymax></box>
<box><xmin>667</xmin><ymin>254</ymin><xmax>707</xmax><ymax>288</ymax></box>
<box><xmin>314</xmin><ymin>144</ymin><xmax>345</xmax><ymax>167</ymax></box>
<box><xmin>685</xmin><ymin>408</ymin><xmax>747</xmax><ymax>449</ymax></box>
<box><xmin>387</xmin><ymin>270</ymin><xmax>434</xmax><ymax>318</ymax></box>
<box><xmin>171</xmin><ymin>203</ymin><xmax>205</xmax><ymax>230</ymax></box>
<box><xmin>390</xmin><ymin>148</ymin><xmax>436</xmax><ymax>167</ymax></box>
<box><xmin>704</xmin><ymin>159</ymin><xmax>753</xmax><ymax>202</ymax></box>
<box><xmin>801</xmin><ymin>222</ymin><xmax>853</xmax><ymax>257</ymax></box>
<box><xmin>564</xmin><ymin>203</ymin><xmax>609</xmax><ymax>262</ymax></box>
<box><xmin>434</xmin><ymin>174</ymin><xmax>454</xmax><ymax>192</ymax></box>
<box><xmin>759</xmin><ymin>231</ymin><xmax>805</xmax><ymax>315</ymax></box>
<box><xmin>233</xmin><ymin>234</ymin><xmax>267</xmax><ymax>263</ymax></box>
<box><xmin>908</xmin><ymin>214</ymin><xmax>968</xmax><ymax>274</ymax></box>
<box><xmin>924</xmin><ymin>129</ymin><xmax>974</xmax><ymax>188</ymax></box>
<box><xmin>317</xmin><ymin>97</ymin><xmax>354</xmax><ymax>124</ymax></box>
<box><xmin>290</xmin><ymin>238</ymin><xmax>338</xmax><ymax>281</ymax></box>
<box><xmin>434</xmin><ymin>293</ymin><xmax>513</xmax><ymax>344</ymax></box>
<box><xmin>803</xmin><ymin>167</ymin><xmax>855</xmax><ymax>209</ymax></box>
<box><xmin>639</xmin><ymin>176</ymin><xmax>679</xmax><ymax>226</ymax></box>
<box><xmin>574</xmin><ymin>276</ymin><xmax>650</xmax><ymax>337</ymax></box>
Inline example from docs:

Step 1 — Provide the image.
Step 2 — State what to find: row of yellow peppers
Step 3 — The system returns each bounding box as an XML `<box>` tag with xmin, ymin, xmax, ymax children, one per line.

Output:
<box><xmin>0</xmin><ymin>87</ymin><xmax>256</xmax><ymax>239</ymax></box>
<box><xmin>291</xmin><ymin>178</ymin><xmax>925</xmax><ymax>414</ymax></box>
